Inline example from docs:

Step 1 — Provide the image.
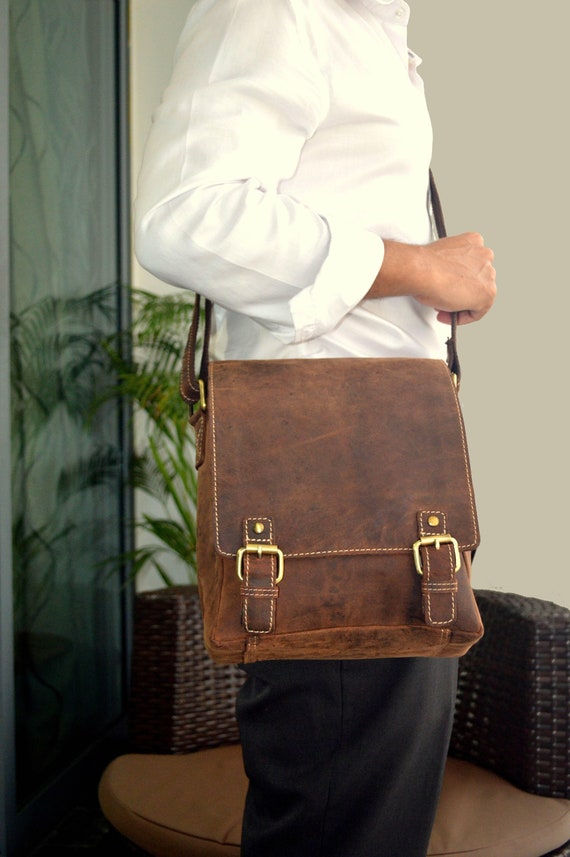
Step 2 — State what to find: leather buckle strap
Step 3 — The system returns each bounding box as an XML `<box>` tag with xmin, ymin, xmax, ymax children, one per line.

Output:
<box><xmin>415</xmin><ymin>511</ymin><xmax>460</xmax><ymax>627</ymax></box>
<box><xmin>238</xmin><ymin>517</ymin><xmax>282</xmax><ymax>634</ymax></box>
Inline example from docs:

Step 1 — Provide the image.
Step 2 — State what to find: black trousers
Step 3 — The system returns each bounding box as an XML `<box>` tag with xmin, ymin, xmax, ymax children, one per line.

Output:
<box><xmin>236</xmin><ymin>657</ymin><xmax>458</xmax><ymax>857</ymax></box>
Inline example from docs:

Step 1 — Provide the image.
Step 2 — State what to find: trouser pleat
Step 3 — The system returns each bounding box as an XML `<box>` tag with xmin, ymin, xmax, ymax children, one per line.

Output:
<box><xmin>237</xmin><ymin>657</ymin><xmax>458</xmax><ymax>857</ymax></box>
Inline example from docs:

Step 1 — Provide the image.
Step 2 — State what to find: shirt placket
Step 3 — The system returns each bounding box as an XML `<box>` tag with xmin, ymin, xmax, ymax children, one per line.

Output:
<box><xmin>357</xmin><ymin>0</ymin><xmax>412</xmax><ymax>70</ymax></box>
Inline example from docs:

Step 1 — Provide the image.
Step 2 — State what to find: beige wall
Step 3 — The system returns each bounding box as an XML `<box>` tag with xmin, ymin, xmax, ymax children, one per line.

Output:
<box><xmin>409</xmin><ymin>3</ymin><xmax>569</xmax><ymax>607</ymax></box>
<box><xmin>130</xmin><ymin>1</ymin><xmax>569</xmax><ymax>606</ymax></box>
<box><xmin>130</xmin><ymin>0</ymin><xmax>193</xmax><ymax>295</ymax></box>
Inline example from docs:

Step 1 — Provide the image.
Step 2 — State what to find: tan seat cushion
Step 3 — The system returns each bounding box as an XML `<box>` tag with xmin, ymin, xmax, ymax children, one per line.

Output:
<box><xmin>99</xmin><ymin>747</ymin><xmax>570</xmax><ymax>857</ymax></box>
<box><xmin>429</xmin><ymin>759</ymin><xmax>570</xmax><ymax>857</ymax></box>
<box><xmin>99</xmin><ymin>745</ymin><xmax>245</xmax><ymax>857</ymax></box>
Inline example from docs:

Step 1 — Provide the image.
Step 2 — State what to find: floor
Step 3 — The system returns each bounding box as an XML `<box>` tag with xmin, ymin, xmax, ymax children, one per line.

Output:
<box><xmin>23</xmin><ymin>733</ymin><xmax>146</xmax><ymax>857</ymax></box>
<box><xmin>28</xmin><ymin>803</ymin><xmax>146</xmax><ymax>857</ymax></box>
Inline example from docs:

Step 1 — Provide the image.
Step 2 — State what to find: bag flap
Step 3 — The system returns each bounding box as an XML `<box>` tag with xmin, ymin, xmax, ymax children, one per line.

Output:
<box><xmin>205</xmin><ymin>358</ymin><xmax>479</xmax><ymax>558</ymax></box>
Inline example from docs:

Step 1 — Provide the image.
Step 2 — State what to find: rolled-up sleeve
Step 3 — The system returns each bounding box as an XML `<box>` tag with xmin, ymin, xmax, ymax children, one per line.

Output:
<box><xmin>134</xmin><ymin>0</ymin><xmax>384</xmax><ymax>343</ymax></box>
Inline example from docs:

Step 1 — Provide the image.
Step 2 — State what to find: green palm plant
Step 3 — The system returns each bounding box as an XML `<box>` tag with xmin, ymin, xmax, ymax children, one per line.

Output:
<box><xmin>98</xmin><ymin>288</ymin><xmax>199</xmax><ymax>585</ymax></box>
<box><xmin>10</xmin><ymin>285</ymin><xmax>124</xmax><ymax>628</ymax></box>
<box><xmin>11</xmin><ymin>284</ymin><xmax>199</xmax><ymax>598</ymax></box>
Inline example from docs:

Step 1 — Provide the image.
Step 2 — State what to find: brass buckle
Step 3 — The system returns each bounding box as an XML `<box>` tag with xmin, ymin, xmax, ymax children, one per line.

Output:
<box><xmin>236</xmin><ymin>544</ymin><xmax>285</xmax><ymax>583</ymax></box>
<box><xmin>412</xmin><ymin>535</ymin><xmax>461</xmax><ymax>576</ymax></box>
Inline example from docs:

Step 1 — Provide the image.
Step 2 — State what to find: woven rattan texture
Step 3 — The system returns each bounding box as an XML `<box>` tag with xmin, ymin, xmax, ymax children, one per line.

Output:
<box><xmin>129</xmin><ymin>586</ymin><xmax>569</xmax><ymax>805</ymax></box>
<box><xmin>450</xmin><ymin>590</ymin><xmax>570</xmax><ymax>800</ymax></box>
<box><xmin>129</xmin><ymin>586</ymin><xmax>245</xmax><ymax>754</ymax></box>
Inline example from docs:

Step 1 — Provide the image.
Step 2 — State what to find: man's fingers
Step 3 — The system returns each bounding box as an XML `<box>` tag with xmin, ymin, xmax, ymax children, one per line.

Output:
<box><xmin>436</xmin><ymin>309</ymin><xmax>484</xmax><ymax>326</ymax></box>
<box><xmin>462</xmin><ymin>231</ymin><xmax>485</xmax><ymax>246</ymax></box>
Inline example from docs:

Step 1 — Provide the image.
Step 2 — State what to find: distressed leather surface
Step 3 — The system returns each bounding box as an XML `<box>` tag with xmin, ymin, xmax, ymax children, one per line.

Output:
<box><xmin>193</xmin><ymin>358</ymin><xmax>483</xmax><ymax>663</ymax></box>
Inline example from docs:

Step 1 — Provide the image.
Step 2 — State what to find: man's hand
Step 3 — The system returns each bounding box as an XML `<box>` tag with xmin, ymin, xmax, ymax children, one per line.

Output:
<box><xmin>368</xmin><ymin>233</ymin><xmax>497</xmax><ymax>324</ymax></box>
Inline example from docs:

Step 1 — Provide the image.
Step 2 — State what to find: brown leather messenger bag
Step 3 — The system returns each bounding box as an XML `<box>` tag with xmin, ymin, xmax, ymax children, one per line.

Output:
<box><xmin>180</xmin><ymin>176</ymin><xmax>484</xmax><ymax>664</ymax></box>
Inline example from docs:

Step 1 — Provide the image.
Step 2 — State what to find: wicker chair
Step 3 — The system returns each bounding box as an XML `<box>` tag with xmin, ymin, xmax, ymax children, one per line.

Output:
<box><xmin>99</xmin><ymin>587</ymin><xmax>570</xmax><ymax>857</ymax></box>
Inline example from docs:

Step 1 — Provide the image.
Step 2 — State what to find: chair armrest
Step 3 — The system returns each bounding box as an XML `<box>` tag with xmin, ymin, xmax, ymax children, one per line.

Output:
<box><xmin>449</xmin><ymin>589</ymin><xmax>570</xmax><ymax>799</ymax></box>
<box><xmin>129</xmin><ymin>585</ymin><xmax>245</xmax><ymax>754</ymax></box>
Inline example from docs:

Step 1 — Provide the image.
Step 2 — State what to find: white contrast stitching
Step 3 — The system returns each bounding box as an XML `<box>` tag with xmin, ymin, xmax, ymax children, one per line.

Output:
<box><xmin>447</xmin><ymin>371</ymin><xmax>479</xmax><ymax>544</ymax></box>
<box><xmin>243</xmin><ymin>547</ymin><xmax>276</xmax><ymax>634</ymax></box>
<box><xmin>211</xmin><ymin>366</ymin><xmax>479</xmax><ymax>556</ymax></box>
<box><xmin>423</xmin><ymin>541</ymin><xmax>457</xmax><ymax>626</ymax></box>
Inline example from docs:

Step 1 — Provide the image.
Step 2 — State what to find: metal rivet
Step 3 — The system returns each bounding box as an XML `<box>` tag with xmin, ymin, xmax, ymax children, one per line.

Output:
<box><xmin>428</xmin><ymin>515</ymin><xmax>440</xmax><ymax>527</ymax></box>
<box><xmin>253</xmin><ymin>522</ymin><xmax>265</xmax><ymax>534</ymax></box>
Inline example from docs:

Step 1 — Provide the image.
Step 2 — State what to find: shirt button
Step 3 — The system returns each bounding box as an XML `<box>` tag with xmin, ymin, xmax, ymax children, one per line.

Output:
<box><xmin>395</xmin><ymin>7</ymin><xmax>406</xmax><ymax>16</ymax></box>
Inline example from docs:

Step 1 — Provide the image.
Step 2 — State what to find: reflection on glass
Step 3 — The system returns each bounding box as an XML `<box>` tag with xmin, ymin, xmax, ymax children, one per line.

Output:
<box><xmin>9</xmin><ymin>0</ymin><xmax>125</xmax><ymax>804</ymax></box>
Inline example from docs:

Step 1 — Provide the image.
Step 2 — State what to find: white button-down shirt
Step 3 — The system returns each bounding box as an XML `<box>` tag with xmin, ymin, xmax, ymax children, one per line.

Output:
<box><xmin>135</xmin><ymin>0</ymin><xmax>447</xmax><ymax>361</ymax></box>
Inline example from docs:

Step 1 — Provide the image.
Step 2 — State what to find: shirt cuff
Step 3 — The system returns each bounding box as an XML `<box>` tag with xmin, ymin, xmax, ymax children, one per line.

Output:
<box><xmin>289</xmin><ymin>223</ymin><xmax>385</xmax><ymax>343</ymax></box>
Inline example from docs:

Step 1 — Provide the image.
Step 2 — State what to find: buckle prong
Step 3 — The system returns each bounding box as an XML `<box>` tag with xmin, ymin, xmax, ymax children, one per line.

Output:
<box><xmin>198</xmin><ymin>379</ymin><xmax>207</xmax><ymax>411</ymax></box>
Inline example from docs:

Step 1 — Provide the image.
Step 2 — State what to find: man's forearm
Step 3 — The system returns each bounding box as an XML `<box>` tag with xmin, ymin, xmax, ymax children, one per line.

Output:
<box><xmin>368</xmin><ymin>233</ymin><xmax>497</xmax><ymax>325</ymax></box>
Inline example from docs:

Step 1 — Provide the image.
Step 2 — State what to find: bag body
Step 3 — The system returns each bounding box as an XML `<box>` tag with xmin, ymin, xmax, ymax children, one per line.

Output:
<box><xmin>190</xmin><ymin>356</ymin><xmax>483</xmax><ymax>664</ymax></box>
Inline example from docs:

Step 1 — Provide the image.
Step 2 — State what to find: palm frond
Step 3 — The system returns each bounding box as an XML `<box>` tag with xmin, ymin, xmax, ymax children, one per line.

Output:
<box><xmin>138</xmin><ymin>516</ymin><xmax>195</xmax><ymax>566</ymax></box>
<box><xmin>11</xmin><ymin>285</ymin><xmax>119</xmax><ymax>422</ymax></box>
<box><xmin>94</xmin><ymin>286</ymin><xmax>200</xmax><ymax>583</ymax></box>
<box><xmin>56</xmin><ymin>445</ymin><xmax>123</xmax><ymax>503</ymax></box>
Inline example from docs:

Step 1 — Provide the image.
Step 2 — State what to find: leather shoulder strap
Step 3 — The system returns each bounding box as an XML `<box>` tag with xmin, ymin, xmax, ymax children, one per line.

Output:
<box><xmin>429</xmin><ymin>171</ymin><xmax>460</xmax><ymax>381</ymax></box>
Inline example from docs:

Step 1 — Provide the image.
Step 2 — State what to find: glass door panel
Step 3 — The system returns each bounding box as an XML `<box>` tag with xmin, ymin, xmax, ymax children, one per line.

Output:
<box><xmin>9</xmin><ymin>0</ymin><xmax>127</xmax><ymax>807</ymax></box>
